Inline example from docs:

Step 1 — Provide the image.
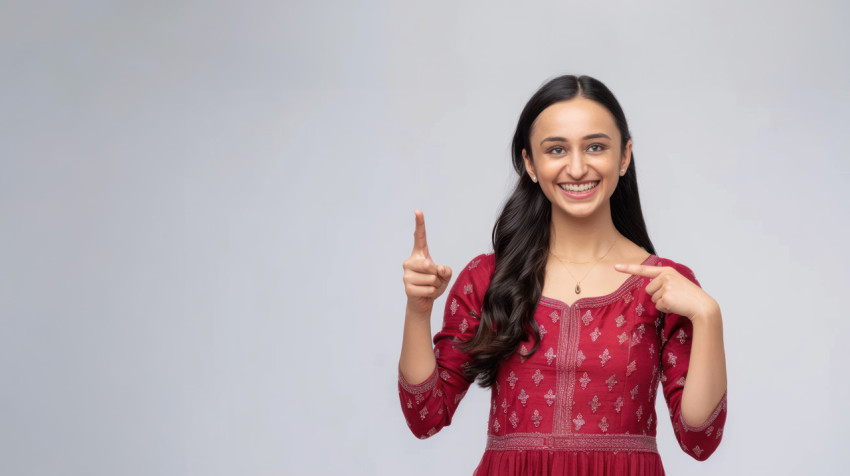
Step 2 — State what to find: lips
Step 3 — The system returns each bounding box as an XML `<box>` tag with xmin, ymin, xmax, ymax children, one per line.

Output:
<box><xmin>559</xmin><ymin>181</ymin><xmax>600</xmax><ymax>193</ymax></box>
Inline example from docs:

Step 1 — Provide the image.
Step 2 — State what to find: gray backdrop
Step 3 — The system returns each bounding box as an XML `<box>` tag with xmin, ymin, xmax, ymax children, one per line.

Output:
<box><xmin>2</xmin><ymin>0</ymin><xmax>848</xmax><ymax>475</ymax></box>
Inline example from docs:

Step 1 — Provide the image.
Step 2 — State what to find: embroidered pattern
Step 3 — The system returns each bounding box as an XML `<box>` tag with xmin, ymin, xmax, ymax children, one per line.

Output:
<box><xmin>450</xmin><ymin>298</ymin><xmax>458</xmax><ymax>315</ymax></box>
<box><xmin>545</xmin><ymin>389</ymin><xmax>556</xmax><ymax>407</ymax></box>
<box><xmin>590</xmin><ymin>327</ymin><xmax>602</xmax><ymax>342</ymax></box>
<box><xmin>630</xmin><ymin>385</ymin><xmax>639</xmax><ymax>400</ymax></box>
<box><xmin>599</xmin><ymin>349</ymin><xmax>612</xmax><ymax>367</ymax></box>
<box><xmin>647</xmin><ymin>413</ymin><xmax>653</xmax><ymax>431</ymax></box>
<box><xmin>667</xmin><ymin>352</ymin><xmax>678</xmax><ymax>367</ymax></box>
<box><xmin>464</xmin><ymin>283</ymin><xmax>473</xmax><ymax>295</ymax></box>
<box><xmin>493</xmin><ymin>418</ymin><xmax>500</xmax><ymax>433</ymax></box>
<box><xmin>509</xmin><ymin>411</ymin><xmax>519</xmax><ymax>429</ymax></box>
<box><xmin>615</xmin><ymin>396</ymin><xmax>624</xmax><ymax>413</ymax></box>
<box><xmin>648</xmin><ymin>343</ymin><xmax>655</xmax><ymax>359</ymax></box>
<box><xmin>519</xmin><ymin>344</ymin><xmax>529</xmax><ymax>363</ymax></box>
<box><xmin>414</xmin><ymin>393</ymin><xmax>425</xmax><ymax>405</ymax></box>
<box><xmin>635</xmin><ymin>302</ymin><xmax>644</xmax><ymax>316</ymax></box>
<box><xmin>618</xmin><ymin>332</ymin><xmax>629</xmax><ymax>345</ymax></box>
<box><xmin>420</xmin><ymin>407</ymin><xmax>428</xmax><ymax>420</ymax></box>
<box><xmin>518</xmin><ymin>388</ymin><xmax>529</xmax><ymax>407</ymax></box>
<box><xmin>532</xmin><ymin>369</ymin><xmax>544</xmax><ymax>386</ymax></box>
<box><xmin>545</xmin><ymin>347</ymin><xmax>556</xmax><ymax>365</ymax></box>
<box><xmin>495</xmin><ymin>381</ymin><xmax>500</xmax><ymax>395</ymax></box>
<box><xmin>407</xmin><ymin>398</ymin><xmax>413</xmax><ymax>409</ymax></box>
<box><xmin>550</xmin><ymin>310</ymin><xmax>560</xmax><ymax>323</ymax></box>
<box><xmin>455</xmin><ymin>390</ymin><xmax>466</xmax><ymax>404</ymax></box>
<box><xmin>677</xmin><ymin>328</ymin><xmax>688</xmax><ymax>344</ymax></box>
<box><xmin>636</xmin><ymin>405</ymin><xmax>643</xmax><ymax>422</ymax></box>
<box><xmin>440</xmin><ymin>370</ymin><xmax>450</xmax><ymax>381</ymax></box>
<box><xmin>637</xmin><ymin>323</ymin><xmax>646</xmax><ymax>337</ymax></box>
<box><xmin>539</xmin><ymin>324</ymin><xmax>548</xmax><ymax>337</ymax></box>
<box><xmin>532</xmin><ymin>409</ymin><xmax>543</xmax><ymax>428</ymax></box>
<box><xmin>459</xmin><ymin>318</ymin><xmax>469</xmax><ymax>334</ymax></box>
<box><xmin>588</xmin><ymin>395</ymin><xmax>601</xmax><ymax>413</ymax></box>
<box><xmin>606</xmin><ymin>374</ymin><xmax>618</xmax><ymax>391</ymax></box>
<box><xmin>623</xmin><ymin>292</ymin><xmax>634</xmax><ymax>304</ymax></box>
<box><xmin>616</xmin><ymin>314</ymin><xmax>626</xmax><ymax>327</ymax></box>
<box><xmin>692</xmin><ymin>445</ymin><xmax>703</xmax><ymax>458</ymax></box>
<box><xmin>434</xmin><ymin>347</ymin><xmax>440</xmax><ymax>359</ymax></box>
<box><xmin>573</xmin><ymin>413</ymin><xmax>585</xmax><ymax>431</ymax></box>
<box><xmin>581</xmin><ymin>310</ymin><xmax>594</xmax><ymax>326</ymax></box>
<box><xmin>599</xmin><ymin>416</ymin><xmax>610</xmax><ymax>432</ymax></box>
<box><xmin>626</xmin><ymin>360</ymin><xmax>637</xmax><ymax>377</ymax></box>
<box><xmin>630</xmin><ymin>330</ymin><xmax>641</xmax><ymax>348</ymax></box>
<box><xmin>706</xmin><ymin>426</ymin><xmax>713</xmax><ymax>437</ymax></box>
<box><xmin>507</xmin><ymin>371</ymin><xmax>518</xmax><ymax>389</ymax></box>
<box><xmin>579</xmin><ymin>372</ymin><xmax>591</xmax><ymax>390</ymax></box>
<box><xmin>577</xmin><ymin>350</ymin><xmax>586</xmax><ymax>367</ymax></box>
<box><xmin>677</xmin><ymin>376</ymin><xmax>686</xmax><ymax>386</ymax></box>
<box><xmin>468</xmin><ymin>258</ymin><xmax>481</xmax><ymax>270</ymax></box>
<box><xmin>502</xmin><ymin>398</ymin><xmax>509</xmax><ymax>413</ymax></box>
<box><xmin>716</xmin><ymin>427</ymin><xmax>723</xmax><ymax>440</ymax></box>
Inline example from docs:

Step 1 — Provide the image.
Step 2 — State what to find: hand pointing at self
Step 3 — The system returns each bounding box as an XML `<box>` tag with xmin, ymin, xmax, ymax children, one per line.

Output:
<box><xmin>403</xmin><ymin>210</ymin><xmax>453</xmax><ymax>315</ymax></box>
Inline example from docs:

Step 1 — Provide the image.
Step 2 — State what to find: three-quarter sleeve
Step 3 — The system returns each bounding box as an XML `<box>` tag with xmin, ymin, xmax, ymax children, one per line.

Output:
<box><xmin>397</xmin><ymin>252</ymin><xmax>492</xmax><ymax>439</ymax></box>
<box><xmin>659</xmin><ymin>262</ymin><xmax>727</xmax><ymax>461</ymax></box>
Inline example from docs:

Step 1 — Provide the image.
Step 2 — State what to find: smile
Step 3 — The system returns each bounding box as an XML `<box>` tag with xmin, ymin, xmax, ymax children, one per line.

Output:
<box><xmin>558</xmin><ymin>181</ymin><xmax>599</xmax><ymax>198</ymax></box>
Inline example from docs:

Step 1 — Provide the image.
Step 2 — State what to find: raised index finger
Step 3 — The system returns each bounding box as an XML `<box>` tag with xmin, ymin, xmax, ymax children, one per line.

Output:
<box><xmin>412</xmin><ymin>209</ymin><xmax>430</xmax><ymax>258</ymax></box>
<box><xmin>613</xmin><ymin>263</ymin><xmax>663</xmax><ymax>277</ymax></box>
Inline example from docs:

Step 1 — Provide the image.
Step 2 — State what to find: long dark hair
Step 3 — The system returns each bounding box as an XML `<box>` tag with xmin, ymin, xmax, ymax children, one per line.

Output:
<box><xmin>458</xmin><ymin>74</ymin><xmax>656</xmax><ymax>388</ymax></box>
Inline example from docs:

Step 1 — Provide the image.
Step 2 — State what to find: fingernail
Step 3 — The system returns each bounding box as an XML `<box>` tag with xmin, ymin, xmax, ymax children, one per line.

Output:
<box><xmin>614</xmin><ymin>264</ymin><xmax>624</xmax><ymax>269</ymax></box>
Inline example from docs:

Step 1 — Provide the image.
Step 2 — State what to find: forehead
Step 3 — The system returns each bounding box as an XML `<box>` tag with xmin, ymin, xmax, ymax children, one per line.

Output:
<box><xmin>530</xmin><ymin>98</ymin><xmax>618</xmax><ymax>141</ymax></box>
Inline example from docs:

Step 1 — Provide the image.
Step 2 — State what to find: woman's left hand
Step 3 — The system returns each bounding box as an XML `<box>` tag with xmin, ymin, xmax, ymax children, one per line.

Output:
<box><xmin>613</xmin><ymin>263</ymin><xmax>717</xmax><ymax>321</ymax></box>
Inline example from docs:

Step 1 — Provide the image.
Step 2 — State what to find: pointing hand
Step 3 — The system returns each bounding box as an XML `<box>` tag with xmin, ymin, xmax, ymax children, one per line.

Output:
<box><xmin>403</xmin><ymin>210</ymin><xmax>453</xmax><ymax>314</ymax></box>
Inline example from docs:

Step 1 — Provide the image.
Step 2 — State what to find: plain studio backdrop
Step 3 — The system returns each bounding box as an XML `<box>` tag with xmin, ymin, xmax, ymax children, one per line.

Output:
<box><xmin>1</xmin><ymin>1</ymin><xmax>848</xmax><ymax>475</ymax></box>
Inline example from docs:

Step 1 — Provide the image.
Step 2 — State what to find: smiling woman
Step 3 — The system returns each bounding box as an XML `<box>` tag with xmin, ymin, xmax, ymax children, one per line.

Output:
<box><xmin>398</xmin><ymin>75</ymin><xmax>728</xmax><ymax>476</ymax></box>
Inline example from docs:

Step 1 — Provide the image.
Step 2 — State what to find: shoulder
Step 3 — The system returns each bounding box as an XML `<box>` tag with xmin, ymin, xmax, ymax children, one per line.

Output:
<box><xmin>456</xmin><ymin>252</ymin><xmax>496</xmax><ymax>284</ymax></box>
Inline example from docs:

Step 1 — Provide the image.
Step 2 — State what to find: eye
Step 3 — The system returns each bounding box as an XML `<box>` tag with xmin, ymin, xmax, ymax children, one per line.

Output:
<box><xmin>548</xmin><ymin>146</ymin><xmax>565</xmax><ymax>154</ymax></box>
<box><xmin>588</xmin><ymin>143</ymin><xmax>607</xmax><ymax>152</ymax></box>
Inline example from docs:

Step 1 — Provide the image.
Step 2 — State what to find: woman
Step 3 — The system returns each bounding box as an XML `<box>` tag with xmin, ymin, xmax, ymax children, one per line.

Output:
<box><xmin>397</xmin><ymin>74</ymin><xmax>728</xmax><ymax>475</ymax></box>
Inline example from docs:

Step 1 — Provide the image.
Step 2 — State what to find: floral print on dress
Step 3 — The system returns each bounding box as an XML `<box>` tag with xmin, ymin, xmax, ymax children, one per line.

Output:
<box><xmin>606</xmin><ymin>374</ymin><xmax>618</xmax><ymax>391</ymax></box>
<box><xmin>616</xmin><ymin>314</ymin><xmax>626</xmax><ymax>327</ymax></box>
<box><xmin>599</xmin><ymin>416</ymin><xmax>610</xmax><ymax>432</ymax></box>
<box><xmin>579</xmin><ymin>372</ymin><xmax>591</xmax><ymax>390</ymax></box>
<box><xmin>545</xmin><ymin>389</ymin><xmax>555</xmax><ymax>407</ymax></box>
<box><xmin>577</xmin><ymin>350</ymin><xmax>586</xmax><ymax>367</ymax></box>
<box><xmin>550</xmin><ymin>310</ymin><xmax>560</xmax><ymax>324</ymax></box>
<box><xmin>599</xmin><ymin>348</ymin><xmax>611</xmax><ymax>367</ymax></box>
<box><xmin>509</xmin><ymin>411</ymin><xmax>519</xmax><ymax>429</ymax></box>
<box><xmin>581</xmin><ymin>310</ymin><xmax>594</xmax><ymax>326</ymax></box>
<box><xmin>532</xmin><ymin>369</ymin><xmax>544</xmax><ymax>386</ymax></box>
<box><xmin>588</xmin><ymin>395</ymin><xmax>601</xmax><ymax>413</ymax></box>
<box><xmin>626</xmin><ymin>360</ymin><xmax>637</xmax><ymax>377</ymax></box>
<box><xmin>518</xmin><ymin>388</ymin><xmax>529</xmax><ymax>407</ymax></box>
<box><xmin>545</xmin><ymin>347</ymin><xmax>556</xmax><ymax>365</ymax></box>
<box><xmin>590</xmin><ymin>327</ymin><xmax>602</xmax><ymax>342</ymax></box>
<box><xmin>573</xmin><ymin>413</ymin><xmax>585</xmax><ymax>431</ymax></box>
<box><xmin>531</xmin><ymin>409</ymin><xmax>543</xmax><ymax>428</ymax></box>
<box><xmin>507</xmin><ymin>371</ymin><xmax>518</xmax><ymax>389</ymax></box>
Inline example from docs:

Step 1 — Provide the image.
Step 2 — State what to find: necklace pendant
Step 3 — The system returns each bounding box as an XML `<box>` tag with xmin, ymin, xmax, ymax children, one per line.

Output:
<box><xmin>575</xmin><ymin>284</ymin><xmax>581</xmax><ymax>294</ymax></box>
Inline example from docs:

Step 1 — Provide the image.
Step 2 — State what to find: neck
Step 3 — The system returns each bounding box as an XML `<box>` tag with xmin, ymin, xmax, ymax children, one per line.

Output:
<box><xmin>549</xmin><ymin>203</ymin><xmax>622</xmax><ymax>261</ymax></box>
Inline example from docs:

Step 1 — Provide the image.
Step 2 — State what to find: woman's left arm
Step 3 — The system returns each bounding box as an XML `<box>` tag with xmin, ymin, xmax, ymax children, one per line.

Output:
<box><xmin>681</xmin><ymin>300</ymin><xmax>727</xmax><ymax>427</ymax></box>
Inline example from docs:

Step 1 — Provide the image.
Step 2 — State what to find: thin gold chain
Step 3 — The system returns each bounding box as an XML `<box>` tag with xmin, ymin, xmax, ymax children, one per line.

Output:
<box><xmin>548</xmin><ymin>236</ymin><xmax>620</xmax><ymax>294</ymax></box>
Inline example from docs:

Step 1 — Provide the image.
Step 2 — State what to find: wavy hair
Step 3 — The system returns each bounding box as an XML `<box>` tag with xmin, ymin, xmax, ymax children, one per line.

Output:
<box><xmin>458</xmin><ymin>74</ymin><xmax>656</xmax><ymax>388</ymax></box>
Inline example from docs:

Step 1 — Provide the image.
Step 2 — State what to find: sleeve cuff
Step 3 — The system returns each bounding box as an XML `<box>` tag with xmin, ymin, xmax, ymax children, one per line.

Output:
<box><xmin>679</xmin><ymin>389</ymin><xmax>727</xmax><ymax>432</ymax></box>
<box><xmin>398</xmin><ymin>364</ymin><xmax>439</xmax><ymax>395</ymax></box>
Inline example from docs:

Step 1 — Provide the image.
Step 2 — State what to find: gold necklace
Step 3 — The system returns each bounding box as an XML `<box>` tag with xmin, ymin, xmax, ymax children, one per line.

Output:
<box><xmin>549</xmin><ymin>236</ymin><xmax>620</xmax><ymax>294</ymax></box>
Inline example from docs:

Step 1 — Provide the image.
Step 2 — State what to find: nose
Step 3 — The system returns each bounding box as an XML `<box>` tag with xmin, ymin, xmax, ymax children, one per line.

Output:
<box><xmin>564</xmin><ymin>151</ymin><xmax>588</xmax><ymax>178</ymax></box>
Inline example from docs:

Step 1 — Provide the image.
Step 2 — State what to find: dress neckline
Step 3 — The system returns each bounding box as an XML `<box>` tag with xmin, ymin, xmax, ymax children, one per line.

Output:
<box><xmin>539</xmin><ymin>254</ymin><xmax>659</xmax><ymax>310</ymax></box>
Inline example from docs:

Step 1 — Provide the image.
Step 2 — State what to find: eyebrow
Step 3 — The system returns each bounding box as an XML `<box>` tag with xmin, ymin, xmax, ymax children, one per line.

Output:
<box><xmin>539</xmin><ymin>133</ymin><xmax>612</xmax><ymax>146</ymax></box>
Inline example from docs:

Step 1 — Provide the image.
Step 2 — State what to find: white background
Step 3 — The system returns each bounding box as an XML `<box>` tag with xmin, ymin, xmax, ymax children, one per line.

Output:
<box><xmin>1</xmin><ymin>0</ymin><xmax>848</xmax><ymax>474</ymax></box>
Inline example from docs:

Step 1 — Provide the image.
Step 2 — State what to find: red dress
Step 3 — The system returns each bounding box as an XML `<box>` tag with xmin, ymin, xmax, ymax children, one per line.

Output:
<box><xmin>398</xmin><ymin>252</ymin><xmax>727</xmax><ymax>475</ymax></box>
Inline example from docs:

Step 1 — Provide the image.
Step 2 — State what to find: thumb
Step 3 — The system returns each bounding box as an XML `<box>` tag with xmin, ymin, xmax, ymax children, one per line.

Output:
<box><xmin>438</xmin><ymin>265</ymin><xmax>452</xmax><ymax>278</ymax></box>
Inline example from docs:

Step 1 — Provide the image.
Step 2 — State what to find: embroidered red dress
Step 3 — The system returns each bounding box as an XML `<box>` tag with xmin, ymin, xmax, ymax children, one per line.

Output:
<box><xmin>398</xmin><ymin>252</ymin><xmax>727</xmax><ymax>475</ymax></box>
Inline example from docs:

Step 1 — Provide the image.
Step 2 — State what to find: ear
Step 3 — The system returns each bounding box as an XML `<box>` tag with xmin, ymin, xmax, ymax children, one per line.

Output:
<box><xmin>620</xmin><ymin>140</ymin><xmax>632</xmax><ymax>172</ymax></box>
<box><xmin>522</xmin><ymin>148</ymin><xmax>535</xmax><ymax>176</ymax></box>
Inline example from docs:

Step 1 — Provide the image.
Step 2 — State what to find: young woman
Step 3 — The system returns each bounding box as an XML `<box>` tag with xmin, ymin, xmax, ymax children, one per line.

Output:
<box><xmin>398</xmin><ymin>75</ymin><xmax>728</xmax><ymax>475</ymax></box>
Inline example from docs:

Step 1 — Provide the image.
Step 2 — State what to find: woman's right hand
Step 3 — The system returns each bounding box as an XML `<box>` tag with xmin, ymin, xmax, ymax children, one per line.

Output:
<box><xmin>403</xmin><ymin>210</ymin><xmax>453</xmax><ymax>315</ymax></box>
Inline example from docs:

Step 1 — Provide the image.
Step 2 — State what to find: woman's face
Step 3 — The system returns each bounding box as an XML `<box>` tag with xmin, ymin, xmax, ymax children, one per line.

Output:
<box><xmin>522</xmin><ymin>97</ymin><xmax>632</xmax><ymax>220</ymax></box>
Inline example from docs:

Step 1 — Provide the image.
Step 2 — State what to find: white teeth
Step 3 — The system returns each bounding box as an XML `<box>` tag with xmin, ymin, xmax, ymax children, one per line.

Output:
<box><xmin>560</xmin><ymin>181</ymin><xmax>599</xmax><ymax>192</ymax></box>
